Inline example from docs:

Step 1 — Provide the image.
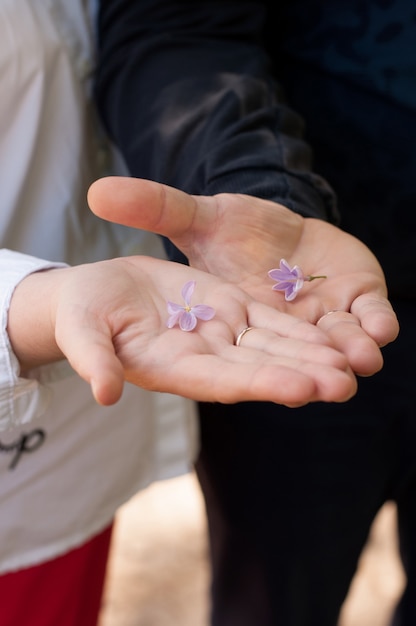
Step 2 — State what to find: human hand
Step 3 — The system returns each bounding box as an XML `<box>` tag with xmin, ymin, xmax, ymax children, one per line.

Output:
<box><xmin>88</xmin><ymin>176</ymin><xmax>399</xmax><ymax>377</ymax></box>
<box><xmin>7</xmin><ymin>255</ymin><xmax>356</xmax><ymax>407</ymax></box>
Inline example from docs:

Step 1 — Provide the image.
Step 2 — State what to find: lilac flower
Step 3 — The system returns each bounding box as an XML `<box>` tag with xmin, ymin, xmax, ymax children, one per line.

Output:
<box><xmin>268</xmin><ymin>259</ymin><xmax>327</xmax><ymax>301</ymax></box>
<box><xmin>167</xmin><ymin>281</ymin><xmax>216</xmax><ymax>331</ymax></box>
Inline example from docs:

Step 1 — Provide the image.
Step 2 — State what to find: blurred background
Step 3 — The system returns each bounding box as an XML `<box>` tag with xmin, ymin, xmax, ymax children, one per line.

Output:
<box><xmin>99</xmin><ymin>472</ymin><xmax>405</xmax><ymax>626</ymax></box>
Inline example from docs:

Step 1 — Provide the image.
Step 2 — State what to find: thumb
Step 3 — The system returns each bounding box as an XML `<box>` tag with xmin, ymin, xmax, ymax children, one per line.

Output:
<box><xmin>88</xmin><ymin>176</ymin><xmax>213</xmax><ymax>243</ymax></box>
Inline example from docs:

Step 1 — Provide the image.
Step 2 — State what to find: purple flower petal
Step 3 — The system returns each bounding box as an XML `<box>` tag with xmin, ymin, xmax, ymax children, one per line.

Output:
<box><xmin>179</xmin><ymin>310</ymin><xmax>197</xmax><ymax>331</ymax></box>
<box><xmin>191</xmin><ymin>304</ymin><xmax>216</xmax><ymax>321</ymax></box>
<box><xmin>271</xmin><ymin>281</ymin><xmax>295</xmax><ymax>291</ymax></box>
<box><xmin>282</xmin><ymin>258</ymin><xmax>302</xmax><ymax>276</ymax></box>
<box><xmin>268</xmin><ymin>259</ymin><xmax>305</xmax><ymax>301</ymax></box>
<box><xmin>181</xmin><ymin>281</ymin><xmax>196</xmax><ymax>306</ymax></box>
<box><xmin>167</xmin><ymin>301</ymin><xmax>185</xmax><ymax>314</ymax></box>
<box><xmin>167</xmin><ymin>281</ymin><xmax>216</xmax><ymax>331</ymax></box>
<box><xmin>268</xmin><ymin>262</ymin><xmax>303</xmax><ymax>282</ymax></box>
<box><xmin>284</xmin><ymin>282</ymin><xmax>303</xmax><ymax>301</ymax></box>
<box><xmin>166</xmin><ymin>309</ymin><xmax>183</xmax><ymax>328</ymax></box>
<box><xmin>269</xmin><ymin>259</ymin><xmax>327</xmax><ymax>302</ymax></box>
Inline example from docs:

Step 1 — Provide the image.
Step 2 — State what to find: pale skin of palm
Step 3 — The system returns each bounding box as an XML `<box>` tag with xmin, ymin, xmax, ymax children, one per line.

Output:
<box><xmin>7</xmin><ymin>253</ymin><xmax>356</xmax><ymax>408</ymax></box>
<box><xmin>87</xmin><ymin>176</ymin><xmax>399</xmax><ymax>379</ymax></box>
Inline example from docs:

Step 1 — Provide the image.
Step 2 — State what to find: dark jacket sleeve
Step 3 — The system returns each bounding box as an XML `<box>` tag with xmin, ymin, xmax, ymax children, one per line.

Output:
<box><xmin>95</xmin><ymin>0</ymin><xmax>339</xmax><ymax>256</ymax></box>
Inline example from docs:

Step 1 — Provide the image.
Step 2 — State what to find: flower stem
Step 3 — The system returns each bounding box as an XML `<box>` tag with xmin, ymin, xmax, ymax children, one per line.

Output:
<box><xmin>305</xmin><ymin>275</ymin><xmax>327</xmax><ymax>282</ymax></box>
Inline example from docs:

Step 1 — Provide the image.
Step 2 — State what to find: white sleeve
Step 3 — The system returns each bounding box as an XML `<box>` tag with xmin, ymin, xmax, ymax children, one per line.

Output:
<box><xmin>0</xmin><ymin>249</ymin><xmax>68</xmax><ymax>431</ymax></box>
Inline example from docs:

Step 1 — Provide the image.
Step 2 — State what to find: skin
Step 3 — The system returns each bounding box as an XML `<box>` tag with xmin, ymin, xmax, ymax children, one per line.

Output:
<box><xmin>7</xmin><ymin>255</ymin><xmax>356</xmax><ymax>408</ymax></box>
<box><xmin>87</xmin><ymin>176</ymin><xmax>400</xmax><ymax>377</ymax></box>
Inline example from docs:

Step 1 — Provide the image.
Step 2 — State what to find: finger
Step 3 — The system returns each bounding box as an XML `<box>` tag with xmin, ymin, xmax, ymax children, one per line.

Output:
<box><xmin>88</xmin><ymin>176</ymin><xmax>212</xmax><ymax>242</ymax></box>
<box><xmin>56</xmin><ymin>324</ymin><xmax>125</xmax><ymax>406</ymax></box>
<box><xmin>350</xmin><ymin>293</ymin><xmax>400</xmax><ymax>347</ymax></box>
<box><xmin>245</xmin><ymin>300</ymin><xmax>337</xmax><ymax>347</ymax></box>
<box><xmin>316</xmin><ymin>310</ymin><xmax>384</xmax><ymax>376</ymax></box>
<box><xmin>225</xmin><ymin>328</ymin><xmax>357</xmax><ymax>402</ymax></box>
<box><xmin>128</xmin><ymin>351</ymin><xmax>356</xmax><ymax>407</ymax></box>
<box><xmin>232</xmin><ymin>326</ymin><xmax>350</xmax><ymax>373</ymax></box>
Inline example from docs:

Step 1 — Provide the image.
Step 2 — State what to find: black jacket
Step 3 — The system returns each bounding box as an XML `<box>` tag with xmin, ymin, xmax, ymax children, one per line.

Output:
<box><xmin>95</xmin><ymin>0</ymin><xmax>416</xmax><ymax>297</ymax></box>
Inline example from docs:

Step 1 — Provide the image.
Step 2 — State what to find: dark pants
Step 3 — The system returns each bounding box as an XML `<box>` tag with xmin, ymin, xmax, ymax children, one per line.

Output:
<box><xmin>196</xmin><ymin>298</ymin><xmax>416</xmax><ymax>626</ymax></box>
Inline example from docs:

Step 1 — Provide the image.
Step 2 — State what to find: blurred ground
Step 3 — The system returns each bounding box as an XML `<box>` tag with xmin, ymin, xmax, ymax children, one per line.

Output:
<box><xmin>99</xmin><ymin>473</ymin><xmax>406</xmax><ymax>626</ymax></box>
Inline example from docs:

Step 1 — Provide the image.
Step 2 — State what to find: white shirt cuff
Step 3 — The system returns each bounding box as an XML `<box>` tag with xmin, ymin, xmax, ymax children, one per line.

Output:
<box><xmin>0</xmin><ymin>249</ymin><xmax>68</xmax><ymax>430</ymax></box>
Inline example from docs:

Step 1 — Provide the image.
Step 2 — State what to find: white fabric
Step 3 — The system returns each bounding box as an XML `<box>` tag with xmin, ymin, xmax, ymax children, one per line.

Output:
<box><xmin>0</xmin><ymin>0</ymin><xmax>198</xmax><ymax>573</ymax></box>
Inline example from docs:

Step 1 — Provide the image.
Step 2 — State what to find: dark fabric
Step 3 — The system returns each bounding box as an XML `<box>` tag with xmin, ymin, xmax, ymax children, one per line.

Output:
<box><xmin>197</xmin><ymin>298</ymin><xmax>415</xmax><ymax>626</ymax></box>
<box><xmin>95</xmin><ymin>1</ymin><xmax>416</xmax><ymax>624</ymax></box>
<box><xmin>96</xmin><ymin>0</ymin><xmax>416</xmax><ymax>297</ymax></box>
<box><xmin>274</xmin><ymin>0</ymin><xmax>416</xmax><ymax>297</ymax></box>
<box><xmin>96</xmin><ymin>0</ymin><xmax>339</xmax><ymax>224</ymax></box>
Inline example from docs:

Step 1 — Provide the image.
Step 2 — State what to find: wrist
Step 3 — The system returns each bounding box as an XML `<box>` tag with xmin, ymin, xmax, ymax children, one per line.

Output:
<box><xmin>7</xmin><ymin>269</ymin><xmax>65</xmax><ymax>371</ymax></box>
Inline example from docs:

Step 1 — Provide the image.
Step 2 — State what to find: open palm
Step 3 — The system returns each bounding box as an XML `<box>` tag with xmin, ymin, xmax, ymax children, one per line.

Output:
<box><xmin>19</xmin><ymin>256</ymin><xmax>354</xmax><ymax>407</ymax></box>
<box><xmin>88</xmin><ymin>177</ymin><xmax>399</xmax><ymax>376</ymax></box>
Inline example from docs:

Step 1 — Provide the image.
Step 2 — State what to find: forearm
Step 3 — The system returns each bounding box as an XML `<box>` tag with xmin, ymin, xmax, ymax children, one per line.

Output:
<box><xmin>95</xmin><ymin>0</ymin><xmax>338</xmax><ymax>222</ymax></box>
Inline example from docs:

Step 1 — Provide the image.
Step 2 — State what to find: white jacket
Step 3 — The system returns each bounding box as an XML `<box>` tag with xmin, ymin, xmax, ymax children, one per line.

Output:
<box><xmin>0</xmin><ymin>0</ymin><xmax>197</xmax><ymax>573</ymax></box>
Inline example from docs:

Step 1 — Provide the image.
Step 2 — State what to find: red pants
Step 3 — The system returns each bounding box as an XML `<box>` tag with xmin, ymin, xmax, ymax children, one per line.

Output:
<box><xmin>0</xmin><ymin>523</ymin><xmax>113</xmax><ymax>626</ymax></box>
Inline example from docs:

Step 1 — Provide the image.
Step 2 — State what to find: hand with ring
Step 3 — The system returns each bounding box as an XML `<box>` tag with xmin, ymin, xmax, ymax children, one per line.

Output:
<box><xmin>88</xmin><ymin>177</ymin><xmax>399</xmax><ymax>378</ymax></box>
<box><xmin>8</xmin><ymin>255</ymin><xmax>357</xmax><ymax>408</ymax></box>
